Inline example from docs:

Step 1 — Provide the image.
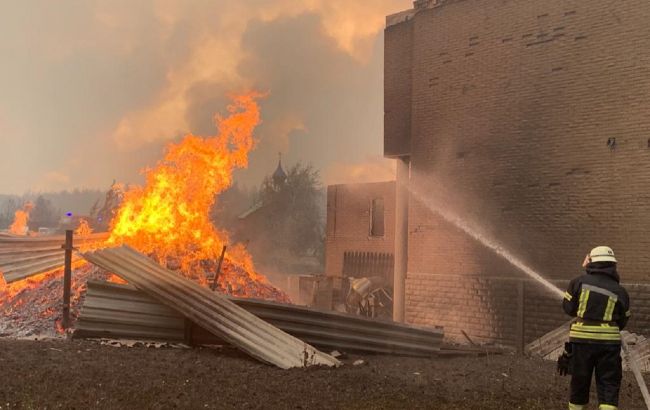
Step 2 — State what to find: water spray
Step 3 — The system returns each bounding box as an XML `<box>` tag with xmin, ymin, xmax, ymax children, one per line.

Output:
<box><xmin>405</xmin><ymin>178</ymin><xmax>650</xmax><ymax>408</ymax></box>
<box><xmin>406</xmin><ymin>181</ymin><xmax>562</xmax><ymax>298</ymax></box>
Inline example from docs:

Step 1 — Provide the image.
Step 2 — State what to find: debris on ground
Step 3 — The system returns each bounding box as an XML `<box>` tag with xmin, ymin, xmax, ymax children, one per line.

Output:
<box><xmin>0</xmin><ymin>338</ymin><xmax>647</xmax><ymax>410</ymax></box>
<box><xmin>82</xmin><ymin>246</ymin><xmax>340</xmax><ymax>369</ymax></box>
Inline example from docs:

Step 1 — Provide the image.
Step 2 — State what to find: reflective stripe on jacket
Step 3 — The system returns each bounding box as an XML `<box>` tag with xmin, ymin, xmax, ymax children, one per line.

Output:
<box><xmin>562</xmin><ymin>263</ymin><xmax>630</xmax><ymax>344</ymax></box>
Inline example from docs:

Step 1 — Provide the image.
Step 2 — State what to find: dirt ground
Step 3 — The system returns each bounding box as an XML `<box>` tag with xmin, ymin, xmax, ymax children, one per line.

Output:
<box><xmin>0</xmin><ymin>338</ymin><xmax>647</xmax><ymax>410</ymax></box>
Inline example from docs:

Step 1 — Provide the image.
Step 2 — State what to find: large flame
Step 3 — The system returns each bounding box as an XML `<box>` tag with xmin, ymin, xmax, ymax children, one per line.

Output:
<box><xmin>9</xmin><ymin>202</ymin><xmax>34</xmax><ymax>235</ymax></box>
<box><xmin>107</xmin><ymin>92</ymin><xmax>274</xmax><ymax>292</ymax></box>
<box><xmin>0</xmin><ymin>92</ymin><xmax>288</xmax><ymax>337</ymax></box>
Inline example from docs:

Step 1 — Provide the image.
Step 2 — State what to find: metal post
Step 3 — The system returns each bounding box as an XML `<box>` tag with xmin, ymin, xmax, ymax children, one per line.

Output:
<box><xmin>211</xmin><ymin>245</ymin><xmax>227</xmax><ymax>291</ymax></box>
<box><xmin>62</xmin><ymin>230</ymin><xmax>73</xmax><ymax>329</ymax></box>
<box><xmin>393</xmin><ymin>156</ymin><xmax>410</xmax><ymax>323</ymax></box>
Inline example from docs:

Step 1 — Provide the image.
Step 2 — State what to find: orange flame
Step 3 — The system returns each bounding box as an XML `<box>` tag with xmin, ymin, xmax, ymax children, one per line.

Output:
<box><xmin>107</xmin><ymin>274</ymin><xmax>128</xmax><ymax>285</ymax></box>
<box><xmin>108</xmin><ymin>92</ymin><xmax>267</xmax><ymax>283</ymax></box>
<box><xmin>75</xmin><ymin>219</ymin><xmax>93</xmax><ymax>237</ymax></box>
<box><xmin>9</xmin><ymin>202</ymin><xmax>34</xmax><ymax>235</ymax></box>
<box><xmin>0</xmin><ymin>92</ymin><xmax>288</xmax><ymax>336</ymax></box>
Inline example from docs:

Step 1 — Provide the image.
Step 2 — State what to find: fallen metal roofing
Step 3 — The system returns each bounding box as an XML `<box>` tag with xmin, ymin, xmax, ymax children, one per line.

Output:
<box><xmin>524</xmin><ymin>321</ymin><xmax>571</xmax><ymax>359</ymax></box>
<box><xmin>0</xmin><ymin>233</ymin><xmax>109</xmax><ymax>283</ymax></box>
<box><xmin>526</xmin><ymin>322</ymin><xmax>650</xmax><ymax>373</ymax></box>
<box><xmin>81</xmin><ymin>246</ymin><xmax>340</xmax><ymax>369</ymax></box>
<box><xmin>76</xmin><ymin>280</ymin><xmax>446</xmax><ymax>357</ymax></box>
<box><xmin>76</xmin><ymin>280</ymin><xmax>185</xmax><ymax>342</ymax></box>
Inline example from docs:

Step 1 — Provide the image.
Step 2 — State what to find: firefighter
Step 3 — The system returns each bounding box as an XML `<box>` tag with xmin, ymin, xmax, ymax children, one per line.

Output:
<box><xmin>559</xmin><ymin>246</ymin><xmax>631</xmax><ymax>410</ymax></box>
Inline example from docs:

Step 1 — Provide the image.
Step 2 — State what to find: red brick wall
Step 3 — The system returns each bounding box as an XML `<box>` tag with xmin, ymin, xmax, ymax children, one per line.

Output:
<box><xmin>406</xmin><ymin>273</ymin><xmax>523</xmax><ymax>346</ymax></box>
<box><xmin>385</xmin><ymin>0</ymin><xmax>650</xmax><ymax>345</ymax></box>
<box><xmin>325</xmin><ymin>182</ymin><xmax>396</xmax><ymax>279</ymax></box>
<box><xmin>407</xmin><ymin>274</ymin><xmax>650</xmax><ymax>347</ymax></box>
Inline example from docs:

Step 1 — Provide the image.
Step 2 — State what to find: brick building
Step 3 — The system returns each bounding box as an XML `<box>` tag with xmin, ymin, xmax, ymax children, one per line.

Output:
<box><xmin>384</xmin><ymin>0</ymin><xmax>650</xmax><ymax>348</ymax></box>
<box><xmin>325</xmin><ymin>181</ymin><xmax>396</xmax><ymax>285</ymax></box>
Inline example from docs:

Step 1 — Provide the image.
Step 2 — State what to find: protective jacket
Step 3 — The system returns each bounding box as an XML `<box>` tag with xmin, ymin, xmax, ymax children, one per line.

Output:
<box><xmin>562</xmin><ymin>263</ymin><xmax>630</xmax><ymax>344</ymax></box>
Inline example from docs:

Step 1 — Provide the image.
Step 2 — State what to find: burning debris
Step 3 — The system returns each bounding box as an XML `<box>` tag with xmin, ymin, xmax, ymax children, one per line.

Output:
<box><xmin>82</xmin><ymin>246</ymin><xmax>340</xmax><ymax>369</ymax></box>
<box><xmin>1</xmin><ymin>92</ymin><xmax>290</xmax><ymax>338</ymax></box>
<box><xmin>103</xmin><ymin>91</ymin><xmax>288</xmax><ymax>301</ymax></box>
<box><xmin>0</xmin><ymin>264</ymin><xmax>114</xmax><ymax>338</ymax></box>
<box><xmin>9</xmin><ymin>202</ymin><xmax>34</xmax><ymax>236</ymax></box>
<box><xmin>75</xmin><ymin>219</ymin><xmax>93</xmax><ymax>237</ymax></box>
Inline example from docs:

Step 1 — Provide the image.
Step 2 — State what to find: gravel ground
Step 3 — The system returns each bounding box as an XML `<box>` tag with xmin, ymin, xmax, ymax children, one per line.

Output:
<box><xmin>0</xmin><ymin>338</ymin><xmax>647</xmax><ymax>410</ymax></box>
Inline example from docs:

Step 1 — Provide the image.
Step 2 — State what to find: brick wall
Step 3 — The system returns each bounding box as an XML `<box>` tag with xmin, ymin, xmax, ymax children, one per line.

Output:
<box><xmin>385</xmin><ymin>0</ymin><xmax>650</xmax><ymax>344</ymax></box>
<box><xmin>325</xmin><ymin>182</ymin><xmax>396</xmax><ymax>279</ymax></box>
<box><xmin>406</xmin><ymin>273</ymin><xmax>522</xmax><ymax>346</ymax></box>
<box><xmin>407</xmin><ymin>274</ymin><xmax>650</xmax><ymax>348</ymax></box>
<box><xmin>384</xmin><ymin>18</ymin><xmax>413</xmax><ymax>158</ymax></box>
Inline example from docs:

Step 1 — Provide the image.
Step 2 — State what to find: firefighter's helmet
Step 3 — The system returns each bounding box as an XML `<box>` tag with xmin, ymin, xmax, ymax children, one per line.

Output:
<box><xmin>589</xmin><ymin>246</ymin><xmax>617</xmax><ymax>263</ymax></box>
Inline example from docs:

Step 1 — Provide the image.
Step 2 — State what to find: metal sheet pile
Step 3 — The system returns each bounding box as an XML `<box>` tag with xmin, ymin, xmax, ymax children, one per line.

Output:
<box><xmin>76</xmin><ymin>279</ymin><xmax>446</xmax><ymax>357</ymax></box>
<box><xmin>0</xmin><ymin>233</ymin><xmax>108</xmax><ymax>283</ymax></box>
<box><xmin>81</xmin><ymin>246</ymin><xmax>341</xmax><ymax>369</ymax></box>
<box><xmin>526</xmin><ymin>322</ymin><xmax>650</xmax><ymax>373</ymax></box>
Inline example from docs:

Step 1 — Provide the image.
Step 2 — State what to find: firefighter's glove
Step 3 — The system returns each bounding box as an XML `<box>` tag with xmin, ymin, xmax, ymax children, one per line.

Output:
<box><xmin>557</xmin><ymin>342</ymin><xmax>573</xmax><ymax>376</ymax></box>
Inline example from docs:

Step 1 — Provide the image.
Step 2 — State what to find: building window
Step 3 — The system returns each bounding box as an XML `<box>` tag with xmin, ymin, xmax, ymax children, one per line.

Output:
<box><xmin>370</xmin><ymin>198</ymin><xmax>385</xmax><ymax>237</ymax></box>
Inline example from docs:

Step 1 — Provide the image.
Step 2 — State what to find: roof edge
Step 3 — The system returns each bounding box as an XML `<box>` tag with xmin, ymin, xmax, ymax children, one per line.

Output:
<box><xmin>387</xmin><ymin>0</ymin><xmax>456</xmax><ymax>28</ymax></box>
<box><xmin>386</xmin><ymin>9</ymin><xmax>416</xmax><ymax>28</ymax></box>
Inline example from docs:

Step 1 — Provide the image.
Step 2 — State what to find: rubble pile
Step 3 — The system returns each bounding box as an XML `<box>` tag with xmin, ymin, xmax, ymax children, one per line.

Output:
<box><xmin>0</xmin><ymin>264</ymin><xmax>112</xmax><ymax>338</ymax></box>
<box><xmin>0</xmin><ymin>255</ymin><xmax>290</xmax><ymax>339</ymax></box>
<box><xmin>213</xmin><ymin>261</ymin><xmax>291</xmax><ymax>303</ymax></box>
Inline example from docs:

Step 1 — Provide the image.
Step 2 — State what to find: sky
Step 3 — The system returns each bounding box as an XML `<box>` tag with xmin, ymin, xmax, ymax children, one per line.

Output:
<box><xmin>0</xmin><ymin>0</ymin><xmax>411</xmax><ymax>194</ymax></box>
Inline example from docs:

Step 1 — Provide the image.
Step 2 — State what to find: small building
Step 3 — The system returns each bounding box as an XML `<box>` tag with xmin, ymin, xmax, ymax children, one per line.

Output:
<box><xmin>325</xmin><ymin>181</ymin><xmax>396</xmax><ymax>291</ymax></box>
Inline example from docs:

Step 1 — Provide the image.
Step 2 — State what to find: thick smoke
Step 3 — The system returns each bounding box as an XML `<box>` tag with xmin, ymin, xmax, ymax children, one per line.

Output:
<box><xmin>0</xmin><ymin>0</ymin><xmax>409</xmax><ymax>194</ymax></box>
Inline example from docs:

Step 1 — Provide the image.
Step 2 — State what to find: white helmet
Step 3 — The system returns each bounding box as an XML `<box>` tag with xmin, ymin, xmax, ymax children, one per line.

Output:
<box><xmin>589</xmin><ymin>246</ymin><xmax>617</xmax><ymax>263</ymax></box>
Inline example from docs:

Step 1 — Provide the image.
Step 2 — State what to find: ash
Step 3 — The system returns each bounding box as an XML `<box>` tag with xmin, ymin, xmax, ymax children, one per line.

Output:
<box><xmin>1</xmin><ymin>259</ymin><xmax>291</xmax><ymax>339</ymax></box>
<box><xmin>0</xmin><ymin>265</ymin><xmax>113</xmax><ymax>339</ymax></box>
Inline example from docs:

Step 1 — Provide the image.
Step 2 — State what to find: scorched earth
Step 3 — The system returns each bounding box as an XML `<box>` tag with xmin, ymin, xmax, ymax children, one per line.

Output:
<box><xmin>0</xmin><ymin>338</ymin><xmax>648</xmax><ymax>410</ymax></box>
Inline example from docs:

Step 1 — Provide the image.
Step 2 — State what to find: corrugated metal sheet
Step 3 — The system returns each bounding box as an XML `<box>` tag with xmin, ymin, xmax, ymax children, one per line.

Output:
<box><xmin>0</xmin><ymin>233</ymin><xmax>109</xmax><ymax>283</ymax></box>
<box><xmin>81</xmin><ymin>246</ymin><xmax>340</xmax><ymax>369</ymax></box>
<box><xmin>76</xmin><ymin>280</ymin><xmax>445</xmax><ymax>357</ymax></box>
<box><xmin>526</xmin><ymin>322</ymin><xmax>650</xmax><ymax>374</ymax></box>
<box><xmin>76</xmin><ymin>280</ymin><xmax>185</xmax><ymax>341</ymax></box>
<box><xmin>524</xmin><ymin>321</ymin><xmax>571</xmax><ymax>358</ymax></box>
<box><xmin>233</xmin><ymin>298</ymin><xmax>443</xmax><ymax>356</ymax></box>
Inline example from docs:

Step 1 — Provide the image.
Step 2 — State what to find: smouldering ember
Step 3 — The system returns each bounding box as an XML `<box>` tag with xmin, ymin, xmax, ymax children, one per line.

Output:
<box><xmin>0</xmin><ymin>264</ymin><xmax>113</xmax><ymax>337</ymax></box>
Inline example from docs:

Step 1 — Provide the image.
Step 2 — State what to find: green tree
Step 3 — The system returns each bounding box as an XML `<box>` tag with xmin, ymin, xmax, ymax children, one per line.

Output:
<box><xmin>258</xmin><ymin>163</ymin><xmax>324</xmax><ymax>260</ymax></box>
<box><xmin>29</xmin><ymin>196</ymin><xmax>59</xmax><ymax>230</ymax></box>
<box><xmin>0</xmin><ymin>198</ymin><xmax>19</xmax><ymax>229</ymax></box>
<box><xmin>210</xmin><ymin>182</ymin><xmax>255</xmax><ymax>231</ymax></box>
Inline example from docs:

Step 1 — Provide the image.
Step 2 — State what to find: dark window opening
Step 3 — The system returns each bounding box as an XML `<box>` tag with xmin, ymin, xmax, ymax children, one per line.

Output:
<box><xmin>370</xmin><ymin>198</ymin><xmax>385</xmax><ymax>237</ymax></box>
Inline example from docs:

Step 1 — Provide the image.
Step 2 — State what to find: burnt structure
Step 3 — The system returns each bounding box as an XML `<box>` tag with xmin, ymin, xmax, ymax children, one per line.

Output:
<box><xmin>385</xmin><ymin>0</ymin><xmax>650</xmax><ymax>346</ymax></box>
<box><xmin>325</xmin><ymin>181</ymin><xmax>396</xmax><ymax>284</ymax></box>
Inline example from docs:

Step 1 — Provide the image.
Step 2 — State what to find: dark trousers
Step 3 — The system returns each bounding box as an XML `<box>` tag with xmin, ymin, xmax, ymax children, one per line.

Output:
<box><xmin>570</xmin><ymin>343</ymin><xmax>622</xmax><ymax>406</ymax></box>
